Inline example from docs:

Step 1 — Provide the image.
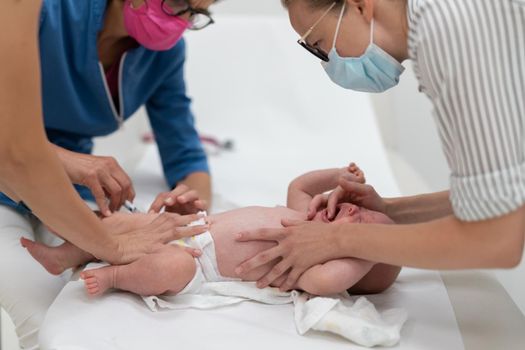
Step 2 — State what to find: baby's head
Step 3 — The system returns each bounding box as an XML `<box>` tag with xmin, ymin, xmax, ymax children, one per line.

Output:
<box><xmin>312</xmin><ymin>203</ymin><xmax>394</xmax><ymax>225</ymax></box>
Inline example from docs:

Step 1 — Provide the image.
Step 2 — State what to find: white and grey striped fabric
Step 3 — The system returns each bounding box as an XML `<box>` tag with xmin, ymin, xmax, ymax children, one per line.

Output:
<box><xmin>407</xmin><ymin>0</ymin><xmax>525</xmax><ymax>221</ymax></box>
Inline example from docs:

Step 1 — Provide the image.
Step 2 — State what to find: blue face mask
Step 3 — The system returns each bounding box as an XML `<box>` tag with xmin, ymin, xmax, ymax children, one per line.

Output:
<box><xmin>321</xmin><ymin>3</ymin><xmax>405</xmax><ymax>93</ymax></box>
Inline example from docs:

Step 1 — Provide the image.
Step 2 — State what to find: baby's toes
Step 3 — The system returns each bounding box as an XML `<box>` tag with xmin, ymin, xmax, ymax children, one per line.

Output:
<box><xmin>86</xmin><ymin>285</ymin><xmax>100</xmax><ymax>296</ymax></box>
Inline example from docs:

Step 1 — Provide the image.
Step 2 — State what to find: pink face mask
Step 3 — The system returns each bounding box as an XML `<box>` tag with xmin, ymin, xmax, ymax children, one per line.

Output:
<box><xmin>123</xmin><ymin>0</ymin><xmax>190</xmax><ymax>51</ymax></box>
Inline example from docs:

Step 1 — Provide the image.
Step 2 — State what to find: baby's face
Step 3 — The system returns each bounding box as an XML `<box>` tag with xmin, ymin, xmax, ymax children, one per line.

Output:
<box><xmin>312</xmin><ymin>203</ymin><xmax>394</xmax><ymax>225</ymax></box>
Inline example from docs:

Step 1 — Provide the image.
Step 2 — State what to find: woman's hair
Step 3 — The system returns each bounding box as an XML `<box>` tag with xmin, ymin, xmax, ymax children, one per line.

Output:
<box><xmin>281</xmin><ymin>0</ymin><xmax>345</xmax><ymax>10</ymax></box>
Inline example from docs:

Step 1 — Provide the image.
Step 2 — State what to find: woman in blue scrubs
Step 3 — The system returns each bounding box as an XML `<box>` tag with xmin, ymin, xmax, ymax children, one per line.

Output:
<box><xmin>0</xmin><ymin>1</ymin><xmax>215</xmax><ymax>348</ymax></box>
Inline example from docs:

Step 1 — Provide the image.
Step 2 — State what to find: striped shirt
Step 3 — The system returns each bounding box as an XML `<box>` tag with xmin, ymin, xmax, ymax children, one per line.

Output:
<box><xmin>407</xmin><ymin>0</ymin><xmax>525</xmax><ymax>221</ymax></box>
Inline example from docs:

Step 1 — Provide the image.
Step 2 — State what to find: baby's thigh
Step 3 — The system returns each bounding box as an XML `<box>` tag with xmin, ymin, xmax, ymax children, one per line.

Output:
<box><xmin>121</xmin><ymin>245</ymin><xmax>196</xmax><ymax>295</ymax></box>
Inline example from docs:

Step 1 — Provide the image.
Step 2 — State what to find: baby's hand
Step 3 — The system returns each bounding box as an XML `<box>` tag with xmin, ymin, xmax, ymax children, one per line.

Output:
<box><xmin>345</xmin><ymin>163</ymin><xmax>366</xmax><ymax>184</ymax></box>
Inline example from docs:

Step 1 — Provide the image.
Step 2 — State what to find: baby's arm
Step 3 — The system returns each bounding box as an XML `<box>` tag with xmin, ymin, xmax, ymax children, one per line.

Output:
<box><xmin>81</xmin><ymin>245</ymin><xmax>196</xmax><ymax>297</ymax></box>
<box><xmin>287</xmin><ymin>163</ymin><xmax>365</xmax><ymax>212</ymax></box>
<box><xmin>294</xmin><ymin>258</ymin><xmax>375</xmax><ymax>296</ymax></box>
<box><xmin>287</xmin><ymin>168</ymin><xmax>346</xmax><ymax>212</ymax></box>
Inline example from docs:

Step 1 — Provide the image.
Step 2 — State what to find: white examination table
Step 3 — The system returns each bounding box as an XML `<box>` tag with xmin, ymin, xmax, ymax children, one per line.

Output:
<box><xmin>39</xmin><ymin>16</ymin><xmax>524</xmax><ymax>350</ymax></box>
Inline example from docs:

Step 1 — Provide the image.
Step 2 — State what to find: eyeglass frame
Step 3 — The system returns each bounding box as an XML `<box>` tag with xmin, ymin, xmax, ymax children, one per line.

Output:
<box><xmin>161</xmin><ymin>0</ymin><xmax>215</xmax><ymax>30</ymax></box>
<box><xmin>297</xmin><ymin>1</ymin><xmax>339</xmax><ymax>62</ymax></box>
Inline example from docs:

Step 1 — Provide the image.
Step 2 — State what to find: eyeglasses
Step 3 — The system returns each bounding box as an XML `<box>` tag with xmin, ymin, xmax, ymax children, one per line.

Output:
<box><xmin>297</xmin><ymin>2</ymin><xmax>337</xmax><ymax>62</ymax></box>
<box><xmin>161</xmin><ymin>0</ymin><xmax>215</xmax><ymax>30</ymax></box>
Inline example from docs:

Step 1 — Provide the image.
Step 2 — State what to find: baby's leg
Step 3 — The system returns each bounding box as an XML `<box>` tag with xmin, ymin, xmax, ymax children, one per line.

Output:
<box><xmin>20</xmin><ymin>238</ymin><xmax>94</xmax><ymax>275</ymax></box>
<box><xmin>295</xmin><ymin>258</ymin><xmax>374</xmax><ymax>296</ymax></box>
<box><xmin>80</xmin><ymin>245</ymin><xmax>196</xmax><ymax>297</ymax></box>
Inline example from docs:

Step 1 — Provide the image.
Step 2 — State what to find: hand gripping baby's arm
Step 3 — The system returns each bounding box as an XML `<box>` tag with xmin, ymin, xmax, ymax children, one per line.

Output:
<box><xmin>287</xmin><ymin>163</ymin><xmax>366</xmax><ymax>212</ymax></box>
<box><xmin>287</xmin><ymin>168</ymin><xmax>346</xmax><ymax>212</ymax></box>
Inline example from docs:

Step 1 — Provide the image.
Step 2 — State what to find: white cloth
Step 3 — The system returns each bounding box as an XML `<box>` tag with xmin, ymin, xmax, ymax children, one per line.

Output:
<box><xmin>142</xmin><ymin>281</ymin><xmax>407</xmax><ymax>348</ymax></box>
<box><xmin>0</xmin><ymin>205</ymin><xmax>70</xmax><ymax>350</ymax></box>
<box><xmin>293</xmin><ymin>292</ymin><xmax>407</xmax><ymax>348</ymax></box>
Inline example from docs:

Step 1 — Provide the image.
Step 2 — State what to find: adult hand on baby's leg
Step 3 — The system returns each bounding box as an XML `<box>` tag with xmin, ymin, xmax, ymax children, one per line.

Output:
<box><xmin>108</xmin><ymin>212</ymin><xmax>208</xmax><ymax>263</ymax></box>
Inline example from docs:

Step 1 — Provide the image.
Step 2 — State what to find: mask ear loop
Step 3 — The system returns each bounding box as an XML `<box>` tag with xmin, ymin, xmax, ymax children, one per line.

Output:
<box><xmin>332</xmin><ymin>2</ymin><xmax>347</xmax><ymax>50</ymax></box>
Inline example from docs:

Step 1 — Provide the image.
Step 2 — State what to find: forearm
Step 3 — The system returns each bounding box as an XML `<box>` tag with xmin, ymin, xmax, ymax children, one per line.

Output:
<box><xmin>50</xmin><ymin>143</ymin><xmax>73</xmax><ymax>170</ymax></box>
<box><xmin>0</xmin><ymin>1</ymin><xmax>117</xmax><ymax>259</ymax></box>
<box><xmin>287</xmin><ymin>168</ymin><xmax>341</xmax><ymax>210</ymax></box>
<box><xmin>385</xmin><ymin>191</ymin><xmax>452</xmax><ymax>224</ymax></box>
<box><xmin>336</xmin><ymin>206</ymin><xmax>525</xmax><ymax>269</ymax></box>
<box><xmin>2</xmin><ymin>143</ymin><xmax>118</xmax><ymax>258</ymax></box>
<box><xmin>178</xmin><ymin>172</ymin><xmax>212</xmax><ymax>205</ymax></box>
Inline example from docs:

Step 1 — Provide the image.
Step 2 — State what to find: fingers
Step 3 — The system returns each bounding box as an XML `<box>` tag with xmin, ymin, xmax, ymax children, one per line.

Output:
<box><xmin>80</xmin><ymin>156</ymin><xmax>133</xmax><ymax>215</ymax></box>
<box><xmin>327</xmin><ymin>187</ymin><xmax>345</xmax><ymax>219</ymax></box>
<box><xmin>90</xmin><ymin>181</ymin><xmax>112</xmax><ymax>217</ymax></box>
<box><xmin>281</xmin><ymin>218</ymin><xmax>305</xmax><ymax>227</ymax></box>
<box><xmin>236</xmin><ymin>227</ymin><xmax>286</xmax><ymax>243</ymax></box>
<box><xmin>194</xmin><ymin>199</ymin><xmax>208</xmax><ymax>211</ymax></box>
<box><xmin>127</xmin><ymin>184</ymin><xmax>136</xmax><ymax>202</ymax></box>
<box><xmin>340</xmin><ymin>173</ymin><xmax>364</xmax><ymax>185</ymax></box>
<box><xmin>151</xmin><ymin>212</ymin><xmax>200</xmax><ymax>227</ymax></box>
<box><xmin>279</xmin><ymin>268</ymin><xmax>304</xmax><ymax>292</ymax></box>
<box><xmin>177</xmin><ymin>190</ymin><xmax>199</xmax><ymax>205</ymax></box>
<box><xmin>101</xmin><ymin>173</ymin><xmax>123</xmax><ymax>213</ymax></box>
<box><xmin>149</xmin><ymin>213</ymin><xmax>205</xmax><ymax>242</ymax></box>
<box><xmin>170</xmin><ymin>212</ymin><xmax>205</xmax><ymax>226</ymax></box>
<box><xmin>235</xmin><ymin>246</ymin><xmax>283</xmax><ymax>277</ymax></box>
<box><xmin>338</xmin><ymin>176</ymin><xmax>368</xmax><ymax>195</ymax></box>
<box><xmin>173</xmin><ymin>224</ymin><xmax>210</xmax><ymax>240</ymax></box>
<box><xmin>347</xmin><ymin>163</ymin><xmax>366</xmax><ymax>183</ymax></box>
<box><xmin>20</xmin><ymin>236</ymin><xmax>34</xmax><ymax>248</ymax></box>
<box><xmin>149</xmin><ymin>185</ymin><xmax>203</xmax><ymax>214</ymax></box>
<box><xmin>256</xmin><ymin>259</ymin><xmax>291</xmax><ymax>288</ymax></box>
<box><xmin>164</xmin><ymin>184</ymin><xmax>190</xmax><ymax>207</ymax></box>
<box><xmin>112</xmin><ymin>168</ymin><xmax>135</xmax><ymax>202</ymax></box>
<box><xmin>184</xmin><ymin>247</ymin><xmax>202</xmax><ymax>257</ymax></box>
<box><xmin>149</xmin><ymin>192</ymin><xmax>168</xmax><ymax>213</ymax></box>
<box><xmin>308</xmin><ymin>194</ymin><xmax>327</xmax><ymax>220</ymax></box>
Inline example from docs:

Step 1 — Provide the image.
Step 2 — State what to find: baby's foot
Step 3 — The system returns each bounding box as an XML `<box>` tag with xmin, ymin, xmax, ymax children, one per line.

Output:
<box><xmin>348</xmin><ymin>163</ymin><xmax>366</xmax><ymax>184</ymax></box>
<box><xmin>80</xmin><ymin>267</ymin><xmax>117</xmax><ymax>297</ymax></box>
<box><xmin>21</xmin><ymin>238</ymin><xmax>68</xmax><ymax>275</ymax></box>
<box><xmin>21</xmin><ymin>238</ymin><xmax>94</xmax><ymax>275</ymax></box>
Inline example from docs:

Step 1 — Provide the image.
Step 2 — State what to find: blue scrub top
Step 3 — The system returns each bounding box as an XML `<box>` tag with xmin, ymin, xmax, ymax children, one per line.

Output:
<box><xmin>0</xmin><ymin>0</ymin><xmax>209</xmax><ymax>214</ymax></box>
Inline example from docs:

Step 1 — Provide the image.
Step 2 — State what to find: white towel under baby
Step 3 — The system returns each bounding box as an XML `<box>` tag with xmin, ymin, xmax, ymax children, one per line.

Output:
<box><xmin>143</xmin><ymin>282</ymin><xmax>407</xmax><ymax>348</ymax></box>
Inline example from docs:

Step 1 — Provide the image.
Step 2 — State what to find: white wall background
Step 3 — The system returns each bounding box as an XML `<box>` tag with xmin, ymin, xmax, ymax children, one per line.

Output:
<box><xmin>214</xmin><ymin>0</ymin><xmax>286</xmax><ymax>15</ymax></box>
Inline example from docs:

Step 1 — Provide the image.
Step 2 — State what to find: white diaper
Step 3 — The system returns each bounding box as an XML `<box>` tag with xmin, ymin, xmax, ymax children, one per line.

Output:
<box><xmin>171</xmin><ymin>213</ymin><xmax>237</xmax><ymax>295</ymax></box>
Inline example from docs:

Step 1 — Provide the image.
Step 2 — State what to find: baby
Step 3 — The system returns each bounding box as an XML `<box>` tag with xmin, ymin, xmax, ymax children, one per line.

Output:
<box><xmin>23</xmin><ymin>164</ymin><xmax>401</xmax><ymax>297</ymax></box>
